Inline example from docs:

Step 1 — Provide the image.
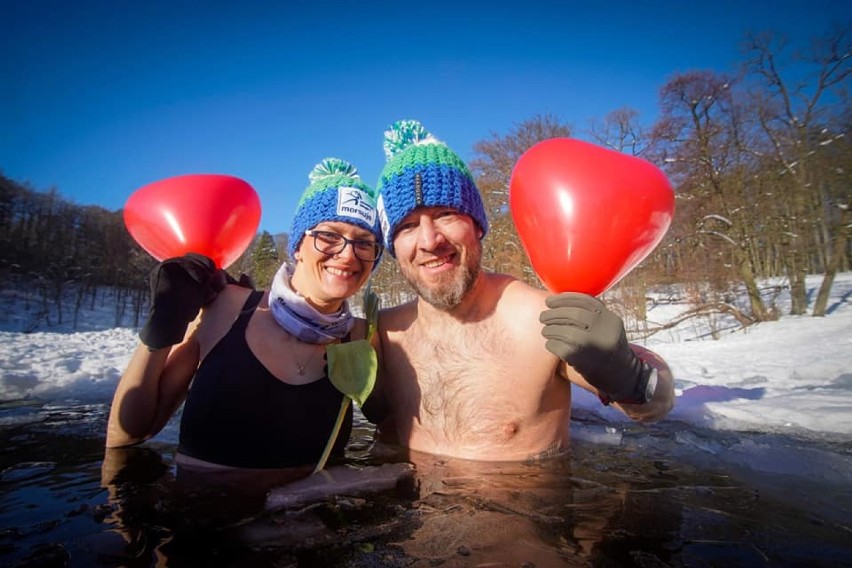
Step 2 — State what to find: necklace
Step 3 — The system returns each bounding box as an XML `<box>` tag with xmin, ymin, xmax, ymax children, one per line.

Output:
<box><xmin>293</xmin><ymin>336</ymin><xmax>342</xmax><ymax>375</ymax></box>
<box><xmin>293</xmin><ymin>343</ymin><xmax>322</xmax><ymax>376</ymax></box>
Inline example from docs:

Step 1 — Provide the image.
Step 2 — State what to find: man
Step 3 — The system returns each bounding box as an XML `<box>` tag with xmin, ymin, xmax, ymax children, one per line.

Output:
<box><xmin>366</xmin><ymin>120</ymin><xmax>674</xmax><ymax>462</ymax></box>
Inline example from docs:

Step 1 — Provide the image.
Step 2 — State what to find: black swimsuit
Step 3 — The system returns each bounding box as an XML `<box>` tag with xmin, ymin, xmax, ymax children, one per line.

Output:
<box><xmin>178</xmin><ymin>290</ymin><xmax>352</xmax><ymax>468</ymax></box>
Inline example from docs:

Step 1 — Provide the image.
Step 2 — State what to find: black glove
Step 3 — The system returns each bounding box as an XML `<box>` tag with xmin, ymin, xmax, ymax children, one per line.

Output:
<box><xmin>139</xmin><ymin>253</ymin><xmax>228</xmax><ymax>350</ymax></box>
<box><xmin>225</xmin><ymin>272</ymin><xmax>256</xmax><ymax>290</ymax></box>
<box><xmin>540</xmin><ymin>293</ymin><xmax>657</xmax><ymax>405</ymax></box>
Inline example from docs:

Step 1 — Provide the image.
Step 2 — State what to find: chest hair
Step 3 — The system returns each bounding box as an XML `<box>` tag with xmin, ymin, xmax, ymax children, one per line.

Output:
<box><xmin>395</xmin><ymin>318</ymin><xmax>520</xmax><ymax>442</ymax></box>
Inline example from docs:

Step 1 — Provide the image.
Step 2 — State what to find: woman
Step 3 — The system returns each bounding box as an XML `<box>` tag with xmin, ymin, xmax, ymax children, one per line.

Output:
<box><xmin>106</xmin><ymin>158</ymin><xmax>383</xmax><ymax>472</ymax></box>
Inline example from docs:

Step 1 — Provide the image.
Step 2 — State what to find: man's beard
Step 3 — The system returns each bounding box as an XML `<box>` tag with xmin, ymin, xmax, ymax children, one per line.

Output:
<box><xmin>401</xmin><ymin>241</ymin><xmax>481</xmax><ymax>311</ymax></box>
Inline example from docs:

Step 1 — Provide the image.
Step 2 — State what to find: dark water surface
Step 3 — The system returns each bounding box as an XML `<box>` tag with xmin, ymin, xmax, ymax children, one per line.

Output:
<box><xmin>1</xmin><ymin>402</ymin><xmax>851</xmax><ymax>567</ymax></box>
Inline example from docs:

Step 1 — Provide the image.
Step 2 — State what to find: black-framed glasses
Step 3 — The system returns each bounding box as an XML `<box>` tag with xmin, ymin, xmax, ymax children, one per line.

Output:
<box><xmin>305</xmin><ymin>230</ymin><xmax>383</xmax><ymax>262</ymax></box>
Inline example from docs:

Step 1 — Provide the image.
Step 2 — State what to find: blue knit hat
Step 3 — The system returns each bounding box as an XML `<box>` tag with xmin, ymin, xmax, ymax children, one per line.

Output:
<box><xmin>288</xmin><ymin>158</ymin><xmax>382</xmax><ymax>266</ymax></box>
<box><xmin>376</xmin><ymin>120</ymin><xmax>488</xmax><ymax>256</ymax></box>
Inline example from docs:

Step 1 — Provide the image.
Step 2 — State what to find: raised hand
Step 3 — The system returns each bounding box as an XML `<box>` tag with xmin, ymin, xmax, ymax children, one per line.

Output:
<box><xmin>540</xmin><ymin>292</ymin><xmax>657</xmax><ymax>405</ymax></box>
<box><xmin>139</xmin><ymin>253</ymin><xmax>228</xmax><ymax>350</ymax></box>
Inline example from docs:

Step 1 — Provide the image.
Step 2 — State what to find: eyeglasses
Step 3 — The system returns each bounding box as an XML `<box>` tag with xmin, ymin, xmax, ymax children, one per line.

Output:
<box><xmin>305</xmin><ymin>230</ymin><xmax>383</xmax><ymax>262</ymax></box>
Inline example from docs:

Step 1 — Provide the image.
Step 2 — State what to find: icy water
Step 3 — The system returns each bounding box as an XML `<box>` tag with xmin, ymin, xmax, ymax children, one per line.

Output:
<box><xmin>1</xmin><ymin>402</ymin><xmax>851</xmax><ymax>567</ymax></box>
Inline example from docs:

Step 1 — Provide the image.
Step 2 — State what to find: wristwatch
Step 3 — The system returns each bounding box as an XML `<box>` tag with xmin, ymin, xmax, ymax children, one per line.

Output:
<box><xmin>598</xmin><ymin>363</ymin><xmax>658</xmax><ymax>406</ymax></box>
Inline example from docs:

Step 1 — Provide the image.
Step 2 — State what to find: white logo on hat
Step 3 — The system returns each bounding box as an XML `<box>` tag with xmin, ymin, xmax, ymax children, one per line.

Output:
<box><xmin>337</xmin><ymin>187</ymin><xmax>376</xmax><ymax>226</ymax></box>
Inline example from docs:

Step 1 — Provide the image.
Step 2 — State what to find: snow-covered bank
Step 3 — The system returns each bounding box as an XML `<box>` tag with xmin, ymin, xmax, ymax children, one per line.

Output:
<box><xmin>1</xmin><ymin>273</ymin><xmax>851</xmax><ymax>444</ymax></box>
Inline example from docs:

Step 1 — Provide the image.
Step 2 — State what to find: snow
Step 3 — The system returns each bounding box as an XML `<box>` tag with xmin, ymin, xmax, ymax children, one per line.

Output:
<box><xmin>1</xmin><ymin>273</ymin><xmax>851</xmax><ymax>467</ymax></box>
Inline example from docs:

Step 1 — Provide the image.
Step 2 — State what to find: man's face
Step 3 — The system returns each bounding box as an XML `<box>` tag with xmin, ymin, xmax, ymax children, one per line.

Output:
<box><xmin>392</xmin><ymin>207</ymin><xmax>482</xmax><ymax>310</ymax></box>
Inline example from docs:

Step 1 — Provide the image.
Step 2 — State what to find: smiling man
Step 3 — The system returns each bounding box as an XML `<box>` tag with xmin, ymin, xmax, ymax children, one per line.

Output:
<box><xmin>364</xmin><ymin>120</ymin><xmax>675</xmax><ymax>462</ymax></box>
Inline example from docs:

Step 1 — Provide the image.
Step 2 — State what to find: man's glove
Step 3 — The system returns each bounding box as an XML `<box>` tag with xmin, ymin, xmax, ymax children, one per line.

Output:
<box><xmin>139</xmin><ymin>253</ymin><xmax>228</xmax><ymax>350</ymax></box>
<box><xmin>540</xmin><ymin>293</ymin><xmax>657</xmax><ymax>405</ymax></box>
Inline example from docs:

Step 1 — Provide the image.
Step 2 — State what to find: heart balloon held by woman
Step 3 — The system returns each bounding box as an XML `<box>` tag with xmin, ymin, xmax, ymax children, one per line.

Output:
<box><xmin>124</xmin><ymin>174</ymin><xmax>262</xmax><ymax>269</ymax></box>
<box><xmin>509</xmin><ymin>139</ymin><xmax>674</xmax><ymax>295</ymax></box>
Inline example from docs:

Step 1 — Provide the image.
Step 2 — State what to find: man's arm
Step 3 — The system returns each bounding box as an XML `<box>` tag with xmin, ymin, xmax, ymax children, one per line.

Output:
<box><xmin>542</xmin><ymin>292</ymin><xmax>675</xmax><ymax>422</ymax></box>
<box><xmin>558</xmin><ymin>343</ymin><xmax>674</xmax><ymax>422</ymax></box>
<box><xmin>613</xmin><ymin>344</ymin><xmax>674</xmax><ymax>421</ymax></box>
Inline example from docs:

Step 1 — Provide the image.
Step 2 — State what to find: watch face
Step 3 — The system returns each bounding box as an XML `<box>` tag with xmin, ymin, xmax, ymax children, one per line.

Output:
<box><xmin>644</xmin><ymin>368</ymin><xmax>659</xmax><ymax>403</ymax></box>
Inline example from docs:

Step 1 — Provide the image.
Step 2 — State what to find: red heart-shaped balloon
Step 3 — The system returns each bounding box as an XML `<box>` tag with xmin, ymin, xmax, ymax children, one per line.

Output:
<box><xmin>124</xmin><ymin>174</ymin><xmax>262</xmax><ymax>269</ymax></box>
<box><xmin>509</xmin><ymin>139</ymin><xmax>674</xmax><ymax>295</ymax></box>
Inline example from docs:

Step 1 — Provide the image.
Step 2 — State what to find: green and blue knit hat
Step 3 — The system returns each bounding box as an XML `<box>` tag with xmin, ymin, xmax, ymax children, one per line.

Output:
<box><xmin>376</xmin><ymin>120</ymin><xmax>488</xmax><ymax>256</ymax></box>
<box><xmin>288</xmin><ymin>158</ymin><xmax>382</xmax><ymax>266</ymax></box>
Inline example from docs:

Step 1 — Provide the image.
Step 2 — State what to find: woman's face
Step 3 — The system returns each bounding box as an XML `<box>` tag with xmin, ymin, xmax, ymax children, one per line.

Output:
<box><xmin>291</xmin><ymin>221</ymin><xmax>379</xmax><ymax>313</ymax></box>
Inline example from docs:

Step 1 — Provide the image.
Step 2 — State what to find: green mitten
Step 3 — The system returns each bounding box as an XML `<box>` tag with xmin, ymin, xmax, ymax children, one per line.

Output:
<box><xmin>326</xmin><ymin>339</ymin><xmax>377</xmax><ymax>407</ymax></box>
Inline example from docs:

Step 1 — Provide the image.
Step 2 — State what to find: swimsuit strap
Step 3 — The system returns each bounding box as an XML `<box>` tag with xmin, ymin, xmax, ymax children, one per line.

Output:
<box><xmin>231</xmin><ymin>289</ymin><xmax>265</xmax><ymax>332</ymax></box>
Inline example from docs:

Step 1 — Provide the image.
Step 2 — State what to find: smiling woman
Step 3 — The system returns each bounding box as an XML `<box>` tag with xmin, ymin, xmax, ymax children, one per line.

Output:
<box><xmin>105</xmin><ymin>157</ymin><xmax>384</xmax><ymax>473</ymax></box>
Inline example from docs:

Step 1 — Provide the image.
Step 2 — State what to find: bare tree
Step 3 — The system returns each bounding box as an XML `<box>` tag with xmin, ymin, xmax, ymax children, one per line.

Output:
<box><xmin>651</xmin><ymin>70</ymin><xmax>774</xmax><ymax>320</ymax></box>
<box><xmin>743</xmin><ymin>26</ymin><xmax>851</xmax><ymax>315</ymax></box>
<box><xmin>469</xmin><ymin>114</ymin><xmax>573</xmax><ymax>285</ymax></box>
<box><xmin>369</xmin><ymin>253</ymin><xmax>414</xmax><ymax>309</ymax></box>
<box><xmin>588</xmin><ymin>107</ymin><xmax>647</xmax><ymax>157</ymax></box>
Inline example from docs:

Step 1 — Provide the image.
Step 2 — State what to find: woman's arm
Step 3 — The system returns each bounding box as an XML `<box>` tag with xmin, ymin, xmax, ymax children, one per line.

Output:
<box><xmin>106</xmin><ymin>253</ymin><xmax>233</xmax><ymax>447</ymax></box>
<box><xmin>105</xmin><ymin>323</ymin><xmax>201</xmax><ymax>448</ymax></box>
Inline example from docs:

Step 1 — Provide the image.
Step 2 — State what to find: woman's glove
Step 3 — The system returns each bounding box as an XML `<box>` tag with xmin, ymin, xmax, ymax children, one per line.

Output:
<box><xmin>139</xmin><ymin>253</ymin><xmax>228</xmax><ymax>350</ymax></box>
<box><xmin>540</xmin><ymin>293</ymin><xmax>657</xmax><ymax>405</ymax></box>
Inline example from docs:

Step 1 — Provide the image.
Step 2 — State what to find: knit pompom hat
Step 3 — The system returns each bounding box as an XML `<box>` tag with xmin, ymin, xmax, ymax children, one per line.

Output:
<box><xmin>288</xmin><ymin>158</ymin><xmax>382</xmax><ymax>267</ymax></box>
<box><xmin>376</xmin><ymin>120</ymin><xmax>488</xmax><ymax>256</ymax></box>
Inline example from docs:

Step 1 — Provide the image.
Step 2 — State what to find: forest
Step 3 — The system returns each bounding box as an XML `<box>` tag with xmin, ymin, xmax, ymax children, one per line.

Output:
<box><xmin>1</xmin><ymin>28</ymin><xmax>848</xmax><ymax>334</ymax></box>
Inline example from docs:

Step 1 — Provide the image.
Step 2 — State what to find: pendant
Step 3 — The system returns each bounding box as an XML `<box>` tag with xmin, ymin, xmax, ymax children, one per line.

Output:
<box><xmin>297</xmin><ymin>364</ymin><xmax>305</xmax><ymax>376</ymax></box>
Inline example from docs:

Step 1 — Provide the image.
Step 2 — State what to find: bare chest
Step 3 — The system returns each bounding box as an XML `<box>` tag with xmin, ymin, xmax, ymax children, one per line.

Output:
<box><xmin>382</xmin><ymin>320</ymin><xmax>568</xmax><ymax>459</ymax></box>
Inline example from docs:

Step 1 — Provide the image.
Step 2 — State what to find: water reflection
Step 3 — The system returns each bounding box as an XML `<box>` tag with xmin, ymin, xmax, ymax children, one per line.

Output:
<box><xmin>2</xmin><ymin>406</ymin><xmax>852</xmax><ymax>566</ymax></box>
<box><xmin>101</xmin><ymin>446</ymin><xmax>322</xmax><ymax>566</ymax></box>
<box><xmin>99</xmin><ymin>447</ymin><xmax>171</xmax><ymax>566</ymax></box>
<box><xmin>97</xmin><ymin>439</ymin><xmax>852</xmax><ymax>567</ymax></box>
<box><xmin>374</xmin><ymin>446</ymin><xmax>629</xmax><ymax>566</ymax></box>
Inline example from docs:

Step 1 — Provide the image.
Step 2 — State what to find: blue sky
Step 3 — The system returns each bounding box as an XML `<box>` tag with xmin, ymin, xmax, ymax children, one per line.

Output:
<box><xmin>2</xmin><ymin>0</ymin><xmax>846</xmax><ymax>235</ymax></box>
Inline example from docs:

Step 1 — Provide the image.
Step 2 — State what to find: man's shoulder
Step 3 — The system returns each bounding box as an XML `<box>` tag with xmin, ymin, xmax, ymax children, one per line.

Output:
<box><xmin>487</xmin><ymin>273</ymin><xmax>547</xmax><ymax>303</ymax></box>
<box><xmin>479</xmin><ymin>273</ymin><xmax>547</xmax><ymax>329</ymax></box>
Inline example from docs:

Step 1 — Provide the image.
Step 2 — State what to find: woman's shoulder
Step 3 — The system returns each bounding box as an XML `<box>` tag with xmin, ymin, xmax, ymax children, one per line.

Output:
<box><xmin>213</xmin><ymin>284</ymin><xmax>261</xmax><ymax>315</ymax></box>
<box><xmin>196</xmin><ymin>285</ymin><xmax>259</xmax><ymax>348</ymax></box>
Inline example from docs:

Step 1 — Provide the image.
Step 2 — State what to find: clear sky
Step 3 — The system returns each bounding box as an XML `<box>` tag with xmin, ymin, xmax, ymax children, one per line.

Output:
<box><xmin>2</xmin><ymin>0</ymin><xmax>847</xmax><ymax>235</ymax></box>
